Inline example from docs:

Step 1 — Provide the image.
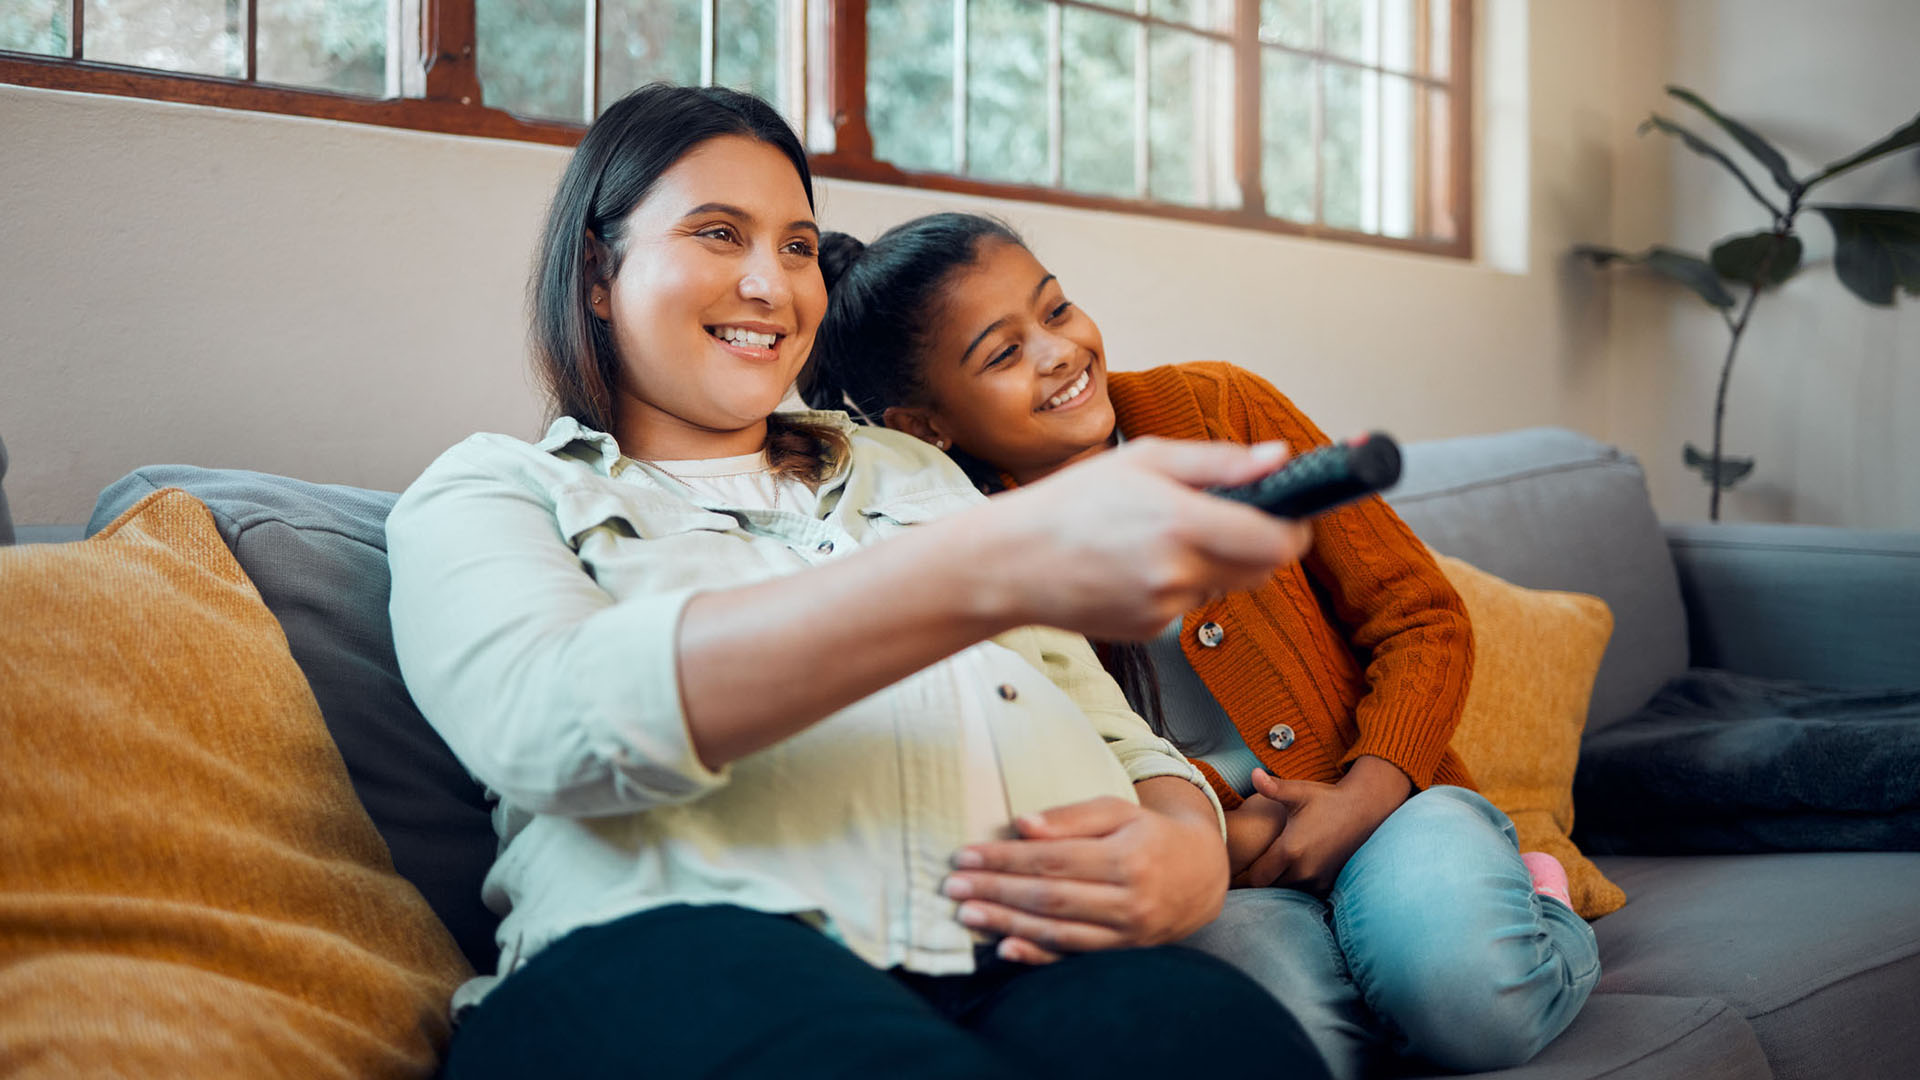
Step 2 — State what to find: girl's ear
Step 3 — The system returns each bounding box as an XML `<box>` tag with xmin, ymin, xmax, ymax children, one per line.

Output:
<box><xmin>881</xmin><ymin>406</ymin><xmax>953</xmax><ymax>451</ymax></box>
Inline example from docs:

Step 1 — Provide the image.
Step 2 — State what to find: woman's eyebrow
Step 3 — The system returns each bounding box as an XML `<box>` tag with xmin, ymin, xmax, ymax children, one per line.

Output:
<box><xmin>960</xmin><ymin>274</ymin><xmax>1058</xmax><ymax>367</ymax></box>
<box><xmin>680</xmin><ymin>202</ymin><xmax>819</xmax><ymax>237</ymax></box>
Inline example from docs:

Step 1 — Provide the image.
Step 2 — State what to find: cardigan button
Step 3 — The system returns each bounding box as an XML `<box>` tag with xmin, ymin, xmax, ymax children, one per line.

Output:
<box><xmin>997</xmin><ymin>684</ymin><xmax>1019</xmax><ymax>701</ymax></box>
<box><xmin>1266</xmin><ymin>724</ymin><xmax>1296</xmax><ymax>751</ymax></box>
<box><xmin>1196</xmin><ymin>621</ymin><xmax>1226</xmax><ymax>648</ymax></box>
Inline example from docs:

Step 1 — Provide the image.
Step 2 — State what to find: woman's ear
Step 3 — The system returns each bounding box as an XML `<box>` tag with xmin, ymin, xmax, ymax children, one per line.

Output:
<box><xmin>584</xmin><ymin>231</ymin><xmax>612</xmax><ymax>320</ymax></box>
<box><xmin>881</xmin><ymin>406</ymin><xmax>953</xmax><ymax>452</ymax></box>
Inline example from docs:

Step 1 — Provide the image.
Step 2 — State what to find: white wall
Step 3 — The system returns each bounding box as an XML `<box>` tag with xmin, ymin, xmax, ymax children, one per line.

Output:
<box><xmin>0</xmin><ymin>3</ymin><xmax>1712</xmax><ymax>527</ymax></box>
<box><xmin>1603</xmin><ymin>0</ymin><xmax>1920</xmax><ymax>527</ymax></box>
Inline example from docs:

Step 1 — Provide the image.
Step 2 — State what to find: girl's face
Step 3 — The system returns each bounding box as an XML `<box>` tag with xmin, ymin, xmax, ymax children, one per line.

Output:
<box><xmin>888</xmin><ymin>240</ymin><xmax>1115</xmax><ymax>485</ymax></box>
<box><xmin>592</xmin><ymin>135</ymin><xmax>825</xmax><ymax>460</ymax></box>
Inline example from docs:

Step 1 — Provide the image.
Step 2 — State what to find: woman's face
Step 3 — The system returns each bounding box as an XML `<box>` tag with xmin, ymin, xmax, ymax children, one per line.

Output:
<box><xmin>894</xmin><ymin>239</ymin><xmax>1115</xmax><ymax>485</ymax></box>
<box><xmin>592</xmin><ymin>135</ymin><xmax>825</xmax><ymax>459</ymax></box>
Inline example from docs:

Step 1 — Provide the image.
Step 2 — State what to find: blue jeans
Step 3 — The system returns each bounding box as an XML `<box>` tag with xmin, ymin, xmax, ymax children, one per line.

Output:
<box><xmin>1180</xmin><ymin>786</ymin><xmax>1600</xmax><ymax>1080</ymax></box>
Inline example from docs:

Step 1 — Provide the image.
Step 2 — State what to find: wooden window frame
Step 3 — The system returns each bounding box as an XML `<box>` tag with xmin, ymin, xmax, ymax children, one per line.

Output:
<box><xmin>0</xmin><ymin>0</ymin><xmax>1471</xmax><ymax>257</ymax></box>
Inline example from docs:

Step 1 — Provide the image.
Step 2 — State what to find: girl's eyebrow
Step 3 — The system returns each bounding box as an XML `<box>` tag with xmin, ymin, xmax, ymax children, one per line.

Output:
<box><xmin>959</xmin><ymin>274</ymin><xmax>1057</xmax><ymax>367</ymax></box>
<box><xmin>680</xmin><ymin>202</ymin><xmax>820</xmax><ymax>238</ymax></box>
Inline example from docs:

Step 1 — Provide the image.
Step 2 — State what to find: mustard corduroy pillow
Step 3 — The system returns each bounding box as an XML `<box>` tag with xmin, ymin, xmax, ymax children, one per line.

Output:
<box><xmin>1434</xmin><ymin>552</ymin><xmax>1627</xmax><ymax>919</ymax></box>
<box><xmin>0</xmin><ymin>488</ymin><xmax>471</xmax><ymax>1078</ymax></box>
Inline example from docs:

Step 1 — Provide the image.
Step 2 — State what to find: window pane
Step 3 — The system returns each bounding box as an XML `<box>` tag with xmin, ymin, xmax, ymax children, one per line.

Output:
<box><xmin>714</xmin><ymin>0</ymin><xmax>780</xmax><ymax>105</ymax></box>
<box><xmin>1379</xmin><ymin>71</ymin><xmax>1414</xmax><ymax>238</ymax></box>
<box><xmin>478</xmin><ymin>0</ymin><xmax>587</xmax><ymax>123</ymax></box>
<box><xmin>1151</xmin><ymin>0</ymin><xmax>1232</xmax><ymax>33</ymax></box>
<box><xmin>1424</xmin><ymin>84</ymin><xmax>1455</xmax><ymax>240</ymax></box>
<box><xmin>84</xmin><ymin>0</ymin><xmax>243</xmax><ymax>76</ymax></box>
<box><xmin>1257</xmin><ymin>0</ymin><xmax>1312</xmax><ymax>50</ymax></box>
<box><xmin>1061</xmin><ymin>6</ymin><xmax>1134</xmax><ymax>198</ymax></box>
<box><xmin>1320</xmin><ymin>61</ymin><xmax>1374</xmax><ymax>231</ymax></box>
<box><xmin>597</xmin><ymin>1</ymin><xmax>698</xmax><ymax>113</ymax></box>
<box><xmin>257</xmin><ymin>0</ymin><xmax>387</xmax><ymax>97</ymax></box>
<box><xmin>869</xmin><ymin>0</ymin><xmax>955</xmax><ymax>173</ymax></box>
<box><xmin>1427</xmin><ymin>0</ymin><xmax>1449</xmax><ymax>78</ymax></box>
<box><xmin>1259</xmin><ymin>48</ymin><xmax>1312</xmax><ymax>223</ymax></box>
<box><xmin>1379</xmin><ymin>0</ymin><xmax>1414</xmax><ymax>73</ymax></box>
<box><xmin>1148</xmin><ymin>27</ymin><xmax>1230</xmax><ymax>208</ymax></box>
<box><xmin>1322</xmin><ymin>0</ymin><xmax>1368</xmax><ymax>63</ymax></box>
<box><xmin>965</xmin><ymin>0</ymin><xmax>1047</xmax><ymax>187</ymax></box>
<box><xmin>1</xmin><ymin>2</ymin><xmax>70</xmax><ymax>56</ymax></box>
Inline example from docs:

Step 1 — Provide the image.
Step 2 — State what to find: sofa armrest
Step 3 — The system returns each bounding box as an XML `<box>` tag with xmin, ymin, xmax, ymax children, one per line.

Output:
<box><xmin>1666</xmin><ymin>522</ymin><xmax>1920</xmax><ymax>690</ymax></box>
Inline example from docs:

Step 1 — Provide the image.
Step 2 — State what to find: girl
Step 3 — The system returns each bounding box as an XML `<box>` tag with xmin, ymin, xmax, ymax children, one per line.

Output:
<box><xmin>802</xmin><ymin>212</ymin><xmax>1602</xmax><ymax>1080</ymax></box>
<box><xmin>386</xmin><ymin>87</ymin><xmax>1330</xmax><ymax>1080</ymax></box>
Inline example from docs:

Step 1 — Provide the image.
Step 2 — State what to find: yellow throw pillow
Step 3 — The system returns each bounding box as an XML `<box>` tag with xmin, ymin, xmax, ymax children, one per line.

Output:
<box><xmin>0</xmin><ymin>489</ymin><xmax>471</xmax><ymax>1078</ymax></box>
<box><xmin>1434</xmin><ymin>552</ymin><xmax>1628</xmax><ymax>919</ymax></box>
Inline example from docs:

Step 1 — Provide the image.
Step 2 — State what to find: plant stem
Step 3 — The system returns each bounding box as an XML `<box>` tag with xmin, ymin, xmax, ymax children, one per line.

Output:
<box><xmin>1707</xmin><ymin>219</ymin><xmax>1792</xmax><ymax>521</ymax></box>
<box><xmin>1711</xmin><ymin>283</ymin><xmax>1763</xmax><ymax>520</ymax></box>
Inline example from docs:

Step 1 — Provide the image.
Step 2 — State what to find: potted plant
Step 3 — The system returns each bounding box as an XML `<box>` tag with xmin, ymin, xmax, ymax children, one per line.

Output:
<box><xmin>1577</xmin><ymin>86</ymin><xmax>1920</xmax><ymax>520</ymax></box>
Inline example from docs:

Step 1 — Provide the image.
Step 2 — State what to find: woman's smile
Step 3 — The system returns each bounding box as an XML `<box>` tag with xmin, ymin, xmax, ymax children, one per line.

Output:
<box><xmin>706</xmin><ymin>321</ymin><xmax>789</xmax><ymax>363</ymax></box>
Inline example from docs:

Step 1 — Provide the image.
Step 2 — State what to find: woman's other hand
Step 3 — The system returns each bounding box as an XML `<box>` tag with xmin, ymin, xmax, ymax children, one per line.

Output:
<box><xmin>1238</xmin><ymin>757</ymin><xmax>1413</xmax><ymax>893</ymax></box>
<box><xmin>976</xmin><ymin>437</ymin><xmax>1311</xmax><ymax>641</ymax></box>
<box><xmin>941</xmin><ymin>778</ymin><xmax>1229</xmax><ymax>964</ymax></box>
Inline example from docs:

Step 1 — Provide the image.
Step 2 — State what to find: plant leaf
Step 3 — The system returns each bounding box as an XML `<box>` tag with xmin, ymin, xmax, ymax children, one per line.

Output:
<box><xmin>1574</xmin><ymin>244</ymin><xmax>1737</xmax><ymax>308</ymax></box>
<box><xmin>1684</xmin><ymin>443</ymin><xmax>1756</xmax><ymax>488</ymax></box>
<box><xmin>1667</xmin><ymin>86</ymin><xmax>1800</xmax><ymax>196</ymax></box>
<box><xmin>1803</xmin><ymin>111</ymin><xmax>1920</xmax><ymax>191</ymax></box>
<box><xmin>1709</xmin><ymin>231</ymin><xmax>1802</xmax><ymax>288</ymax></box>
<box><xmin>1640</xmin><ymin>114</ymin><xmax>1783</xmax><ymax>216</ymax></box>
<box><xmin>1812</xmin><ymin>205</ymin><xmax>1920</xmax><ymax>306</ymax></box>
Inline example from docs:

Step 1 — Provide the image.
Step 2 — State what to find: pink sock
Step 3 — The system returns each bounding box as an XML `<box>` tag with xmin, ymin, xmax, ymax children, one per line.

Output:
<box><xmin>1521</xmin><ymin>851</ymin><xmax>1573</xmax><ymax>909</ymax></box>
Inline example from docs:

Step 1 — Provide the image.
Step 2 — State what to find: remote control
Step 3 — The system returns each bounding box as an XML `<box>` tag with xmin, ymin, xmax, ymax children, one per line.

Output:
<box><xmin>1207</xmin><ymin>432</ymin><xmax>1403</xmax><ymax>519</ymax></box>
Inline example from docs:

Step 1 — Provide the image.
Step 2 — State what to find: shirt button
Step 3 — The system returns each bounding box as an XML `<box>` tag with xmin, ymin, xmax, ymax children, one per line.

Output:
<box><xmin>1267</xmin><ymin>724</ymin><xmax>1296</xmax><ymax>751</ymax></box>
<box><xmin>1196</xmin><ymin>621</ymin><xmax>1226</xmax><ymax>648</ymax></box>
<box><xmin>815</xmin><ymin>540</ymin><xmax>835</xmax><ymax>554</ymax></box>
<box><xmin>997</xmin><ymin>684</ymin><xmax>1019</xmax><ymax>701</ymax></box>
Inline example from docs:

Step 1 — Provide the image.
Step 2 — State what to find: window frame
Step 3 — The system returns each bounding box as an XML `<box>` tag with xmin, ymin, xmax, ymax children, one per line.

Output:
<box><xmin>0</xmin><ymin>0</ymin><xmax>1472</xmax><ymax>257</ymax></box>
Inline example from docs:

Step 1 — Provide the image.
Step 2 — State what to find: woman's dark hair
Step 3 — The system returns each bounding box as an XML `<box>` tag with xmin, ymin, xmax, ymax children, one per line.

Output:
<box><xmin>803</xmin><ymin>211</ymin><xmax>1169</xmax><ymax>739</ymax></box>
<box><xmin>531</xmin><ymin>82</ymin><xmax>844</xmax><ymax>482</ymax></box>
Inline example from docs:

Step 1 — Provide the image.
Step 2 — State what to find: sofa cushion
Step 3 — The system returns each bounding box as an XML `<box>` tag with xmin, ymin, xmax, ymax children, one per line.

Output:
<box><xmin>0</xmin><ymin>487</ymin><xmax>469</xmax><ymax>1077</ymax></box>
<box><xmin>1592</xmin><ymin>852</ymin><xmax>1920</xmax><ymax>1080</ymax></box>
<box><xmin>1574</xmin><ymin>670</ymin><xmax>1920</xmax><ymax>855</ymax></box>
<box><xmin>1401</xmin><ymin>993</ymin><xmax>1771</xmax><ymax>1080</ymax></box>
<box><xmin>1433</xmin><ymin>553</ymin><xmax>1624</xmax><ymax>919</ymax></box>
<box><xmin>1386</xmin><ymin>428</ymin><xmax>1689</xmax><ymax>732</ymax></box>
<box><xmin>90</xmin><ymin>467</ymin><xmax>500</xmax><ymax>974</ymax></box>
<box><xmin>1667</xmin><ymin>523</ymin><xmax>1920</xmax><ymax>692</ymax></box>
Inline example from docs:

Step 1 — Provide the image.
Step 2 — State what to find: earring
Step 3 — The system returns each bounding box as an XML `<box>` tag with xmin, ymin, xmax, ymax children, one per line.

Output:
<box><xmin>934</xmin><ymin>439</ymin><xmax>949</xmax><ymax>450</ymax></box>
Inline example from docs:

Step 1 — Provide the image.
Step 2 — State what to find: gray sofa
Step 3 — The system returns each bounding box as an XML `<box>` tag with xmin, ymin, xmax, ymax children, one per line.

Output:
<box><xmin>5</xmin><ymin>426</ymin><xmax>1917</xmax><ymax>1079</ymax></box>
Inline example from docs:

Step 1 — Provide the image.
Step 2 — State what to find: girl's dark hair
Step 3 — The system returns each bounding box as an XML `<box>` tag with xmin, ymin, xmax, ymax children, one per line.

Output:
<box><xmin>803</xmin><ymin>211</ymin><xmax>1171</xmax><ymax>740</ymax></box>
<box><xmin>531</xmin><ymin>82</ymin><xmax>844</xmax><ymax>482</ymax></box>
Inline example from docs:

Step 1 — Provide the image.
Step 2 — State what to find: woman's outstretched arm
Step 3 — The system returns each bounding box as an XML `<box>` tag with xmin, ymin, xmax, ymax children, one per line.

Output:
<box><xmin>676</xmin><ymin>437</ymin><xmax>1308</xmax><ymax>768</ymax></box>
<box><xmin>391</xmin><ymin>436</ymin><xmax>1307</xmax><ymax>816</ymax></box>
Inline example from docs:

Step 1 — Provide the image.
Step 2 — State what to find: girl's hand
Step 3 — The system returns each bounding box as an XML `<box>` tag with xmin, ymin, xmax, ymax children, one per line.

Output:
<box><xmin>941</xmin><ymin>784</ymin><xmax>1229</xmax><ymax>964</ymax></box>
<box><xmin>979</xmin><ymin>438</ymin><xmax>1311</xmax><ymax>641</ymax></box>
<box><xmin>1239</xmin><ymin>757</ymin><xmax>1412</xmax><ymax>893</ymax></box>
<box><xmin>1223</xmin><ymin>795</ymin><xmax>1292</xmax><ymax>885</ymax></box>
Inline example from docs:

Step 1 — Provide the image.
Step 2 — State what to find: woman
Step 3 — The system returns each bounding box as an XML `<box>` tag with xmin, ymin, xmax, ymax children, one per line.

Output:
<box><xmin>802</xmin><ymin>212</ymin><xmax>1602</xmax><ymax>1080</ymax></box>
<box><xmin>385</xmin><ymin>86</ymin><xmax>1327</xmax><ymax>1080</ymax></box>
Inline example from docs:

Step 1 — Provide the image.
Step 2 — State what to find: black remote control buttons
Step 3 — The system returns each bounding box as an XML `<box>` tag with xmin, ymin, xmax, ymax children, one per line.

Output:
<box><xmin>1206</xmin><ymin>432</ymin><xmax>1403</xmax><ymax>519</ymax></box>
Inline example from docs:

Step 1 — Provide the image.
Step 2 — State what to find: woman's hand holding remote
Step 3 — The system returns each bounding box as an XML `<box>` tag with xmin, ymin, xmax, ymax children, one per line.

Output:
<box><xmin>973</xmin><ymin>436</ymin><xmax>1312</xmax><ymax>641</ymax></box>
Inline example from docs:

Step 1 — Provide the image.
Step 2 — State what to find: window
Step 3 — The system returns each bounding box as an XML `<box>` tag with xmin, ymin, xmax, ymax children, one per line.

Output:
<box><xmin>2</xmin><ymin>0</ymin><xmax>1469</xmax><ymax>254</ymax></box>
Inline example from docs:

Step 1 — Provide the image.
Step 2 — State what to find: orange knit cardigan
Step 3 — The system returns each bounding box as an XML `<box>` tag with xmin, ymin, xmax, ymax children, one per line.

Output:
<box><xmin>1107</xmin><ymin>363</ymin><xmax>1476</xmax><ymax>808</ymax></box>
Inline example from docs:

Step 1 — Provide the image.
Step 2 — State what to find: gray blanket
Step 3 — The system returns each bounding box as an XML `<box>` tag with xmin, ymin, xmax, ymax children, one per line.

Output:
<box><xmin>1572</xmin><ymin>669</ymin><xmax>1920</xmax><ymax>855</ymax></box>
